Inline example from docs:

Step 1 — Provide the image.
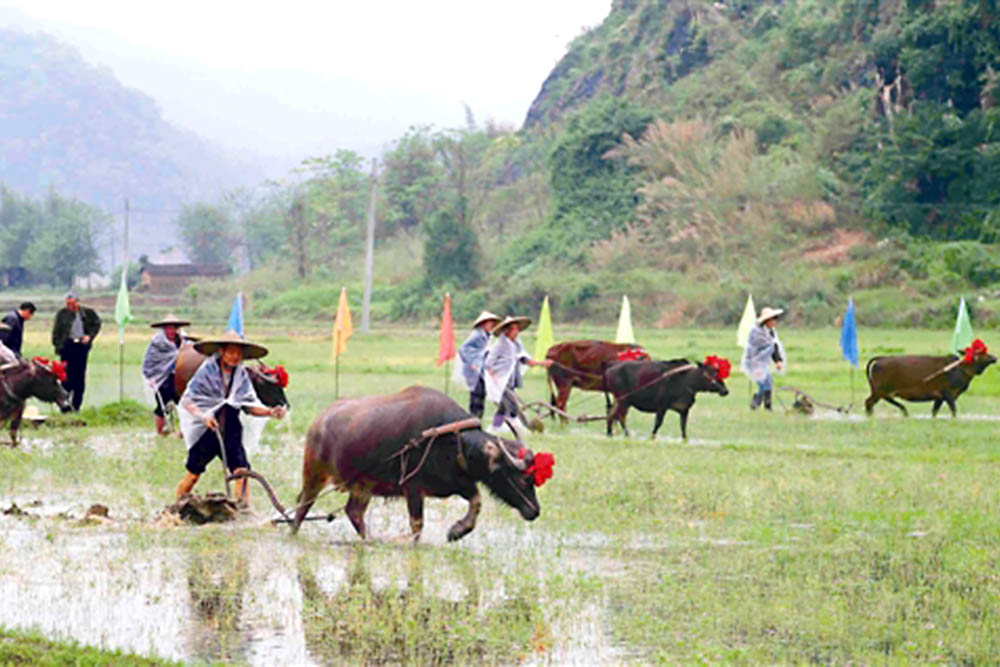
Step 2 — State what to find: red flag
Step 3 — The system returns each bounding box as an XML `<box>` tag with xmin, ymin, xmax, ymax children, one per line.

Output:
<box><xmin>437</xmin><ymin>293</ymin><xmax>455</xmax><ymax>366</ymax></box>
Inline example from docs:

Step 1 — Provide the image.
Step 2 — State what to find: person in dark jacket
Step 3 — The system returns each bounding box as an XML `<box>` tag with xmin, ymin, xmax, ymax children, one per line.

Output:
<box><xmin>51</xmin><ymin>293</ymin><xmax>101</xmax><ymax>411</ymax></box>
<box><xmin>0</xmin><ymin>302</ymin><xmax>35</xmax><ymax>357</ymax></box>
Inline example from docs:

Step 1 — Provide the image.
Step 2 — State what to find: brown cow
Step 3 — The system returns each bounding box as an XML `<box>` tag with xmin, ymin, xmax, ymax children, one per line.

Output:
<box><xmin>545</xmin><ymin>340</ymin><xmax>649</xmax><ymax>415</ymax></box>
<box><xmin>864</xmin><ymin>350</ymin><xmax>996</xmax><ymax>417</ymax></box>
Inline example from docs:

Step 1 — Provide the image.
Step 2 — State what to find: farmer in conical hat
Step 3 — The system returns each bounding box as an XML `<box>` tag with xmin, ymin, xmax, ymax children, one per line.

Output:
<box><xmin>174</xmin><ymin>330</ymin><xmax>286</xmax><ymax>506</ymax></box>
<box><xmin>741</xmin><ymin>307</ymin><xmax>786</xmax><ymax>411</ymax></box>
<box><xmin>483</xmin><ymin>315</ymin><xmax>552</xmax><ymax>433</ymax></box>
<box><xmin>454</xmin><ymin>310</ymin><xmax>501</xmax><ymax>418</ymax></box>
<box><xmin>142</xmin><ymin>313</ymin><xmax>193</xmax><ymax>436</ymax></box>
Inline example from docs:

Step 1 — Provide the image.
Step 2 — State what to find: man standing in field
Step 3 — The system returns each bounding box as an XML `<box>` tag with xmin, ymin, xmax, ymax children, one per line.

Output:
<box><xmin>455</xmin><ymin>310</ymin><xmax>501</xmax><ymax>418</ymax></box>
<box><xmin>741</xmin><ymin>306</ymin><xmax>785</xmax><ymax>411</ymax></box>
<box><xmin>484</xmin><ymin>315</ymin><xmax>552</xmax><ymax>433</ymax></box>
<box><xmin>0</xmin><ymin>302</ymin><xmax>35</xmax><ymax>358</ymax></box>
<box><xmin>51</xmin><ymin>292</ymin><xmax>101</xmax><ymax>411</ymax></box>
<box><xmin>175</xmin><ymin>330</ymin><xmax>286</xmax><ymax>506</ymax></box>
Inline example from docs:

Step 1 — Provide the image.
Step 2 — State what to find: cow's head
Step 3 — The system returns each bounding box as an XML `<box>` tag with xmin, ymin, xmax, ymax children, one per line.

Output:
<box><xmin>696</xmin><ymin>356</ymin><xmax>731</xmax><ymax>396</ymax></box>
<box><xmin>460</xmin><ymin>429</ymin><xmax>552</xmax><ymax>521</ymax></box>
<box><xmin>28</xmin><ymin>357</ymin><xmax>72</xmax><ymax>412</ymax></box>
<box><xmin>248</xmin><ymin>362</ymin><xmax>290</xmax><ymax>408</ymax></box>
<box><xmin>962</xmin><ymin>340</ymin><xmax>996</xmax><ymax>376</ymax></box>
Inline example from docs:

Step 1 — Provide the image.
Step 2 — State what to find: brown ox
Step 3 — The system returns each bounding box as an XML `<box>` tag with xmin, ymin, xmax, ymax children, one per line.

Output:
<box><xmin>545</xmin><ymin>340</ymin><xmax>649</xmax><ymax>414</ymax></box>
<box><xmin>864</xmin><ymin>352</ymin><xmax>996</xmax><ymax>417</ymax></box>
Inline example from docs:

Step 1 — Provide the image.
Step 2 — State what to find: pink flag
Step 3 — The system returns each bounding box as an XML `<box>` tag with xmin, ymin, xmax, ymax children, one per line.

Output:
<box><xmin>437</xmin><ymin>293</ymin><xmax>456</xmax><ymax>367</ymax></box>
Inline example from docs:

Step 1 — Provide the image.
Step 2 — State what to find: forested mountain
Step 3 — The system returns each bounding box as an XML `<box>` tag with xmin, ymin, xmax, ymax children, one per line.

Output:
<box><xmin>0</xmin><ymin>28</ymin><xmax>261</xmax><ymax>258</ymax></box>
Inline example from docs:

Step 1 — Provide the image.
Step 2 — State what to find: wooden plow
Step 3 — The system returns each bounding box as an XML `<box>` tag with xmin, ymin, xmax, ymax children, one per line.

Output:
<box><xmin>777</xmin><ymin>386</ymin><xmax>852</xmax><ymax>415</ymax></box>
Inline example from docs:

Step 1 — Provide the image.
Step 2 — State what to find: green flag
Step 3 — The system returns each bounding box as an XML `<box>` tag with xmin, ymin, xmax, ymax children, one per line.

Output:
<box><xmin>615</xmin><ymin>295</ymin><xmax>635</xmax><ymax>344</ymax></box>
<box><xmin>533</xmin><ymin>295</ymin><xmax>555</xmax><ymax>366</ymax></box>
<box><xmin>736</xmin><ymin>293</ymin><xmax>756</xmax><ymax>349</ymax></box>
<box><xmin>114</xmin><ymin>271</ymin><xmax>132</xmax><ymax>339</ymax></box>
<box><xmin>952</xmin><ymin>297</ymin><xmax>973</xmax><ymax>354</ymax></box>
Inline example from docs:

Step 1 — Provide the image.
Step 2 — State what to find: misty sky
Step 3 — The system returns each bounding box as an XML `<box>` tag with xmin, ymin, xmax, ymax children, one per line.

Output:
<box><xmin>0</xmin><ymin>1</ymin><xmax>611</xmax><ymax>162</ymax></box>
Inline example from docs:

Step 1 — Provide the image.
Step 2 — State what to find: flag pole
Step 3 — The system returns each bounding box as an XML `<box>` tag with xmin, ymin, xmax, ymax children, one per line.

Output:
<box><xmin>119</xmin><ymin>198</ymin><xmax>129</xmax><ymax>403</ymax></box>
<box><xmin>335</xmin><ymin>347</ymin><xmax>340</xmax><ymax>400</ymax></box>
<box><xmin>444</xmin><ymin>360</ymin><xmax>450</xmax><ymax>396</ymax></box>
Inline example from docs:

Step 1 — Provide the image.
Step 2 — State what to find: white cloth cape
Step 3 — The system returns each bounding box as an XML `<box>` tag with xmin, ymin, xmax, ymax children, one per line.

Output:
<box><xmin>483</xmin><ymin>335</ymin><xmax>530</xmax><ymax>404</ymax></box>
<box><xmin>740</xmin><ymin>324</ymin><xmax>786</xmax><ymax>382</ymax></box>
<box><xmin>178</xmin><ymin>355</ymin><xmax>264</xmax><ymax>450</ymax></box>
<box><xmin>140</xmin><ymin>330</ymin><xmax>186</xmax><ymax>406</ymax></box>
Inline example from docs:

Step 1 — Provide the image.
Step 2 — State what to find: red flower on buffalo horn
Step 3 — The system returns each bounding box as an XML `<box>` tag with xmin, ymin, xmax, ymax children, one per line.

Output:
<box><xmin>704</xmin><ymin>355</ymin><xmax>731</xmax><ymax>380</ymax></box>
<box><xmin>963</xmin><ymin>339</ymin><xmax>988</xmax><ymax>364</ymax></box>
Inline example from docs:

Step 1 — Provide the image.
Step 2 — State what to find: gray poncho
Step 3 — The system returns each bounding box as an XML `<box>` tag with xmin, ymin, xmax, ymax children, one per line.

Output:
<box><xmin>484</xmin><ymin>335</ymin><xmax>530</xmax><ymax>404</ymax></box>
<box><xmin>141</xmin><ymin>331</ymin><xmax>184</xmax><ymax>387</ymax></box>
<box><xmin>454</xmin><ymin>327</ymin><xmax>492</xmax><ymax>390</ymax></box>
<box><xmin>740</xmin><ymin>324</ymin><xmax>785</xmax><ymax>382</ymax></box>
<box><xmin>179</xmin><ymin>355</ymin><xmax>263</xmax><ymax>449</ymax></box>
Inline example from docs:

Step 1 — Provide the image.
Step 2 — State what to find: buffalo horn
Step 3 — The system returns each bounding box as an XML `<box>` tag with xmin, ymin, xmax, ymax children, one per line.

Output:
<box><xmin>497</xmin><ymin>425</ymin><xmax>528</xmax><ymax>471</ymax></box>
<box><xmin>2</xmin><ymin>361</ymin><xmax>22</xmax><ymax>372</ymax></box>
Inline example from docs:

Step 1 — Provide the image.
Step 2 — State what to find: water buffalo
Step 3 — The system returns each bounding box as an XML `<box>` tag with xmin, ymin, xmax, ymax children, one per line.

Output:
<box><xmin>603</xmin><ymin>357</ymin><xmax>730</xmax><ymax>440</ymax></box>
<box><xmin>1</xmin><ymin>357</ymin><xmax>73</xmax><ymax>446</ymax></box>
<box><xmin>546</xmin><ymin>340</ymin><xmax>649</xmax><ymax>415</ymax></box>
<box><xmin>293</xmin><ymin>385</ymin><xmax>553</xmax><ymax>542</ymax></box>
<box><xmin>865</xmin><ymin>346</ymin><xmax>995</xmax><ymax>417</ymax></box>
<box><xmin>174</xmin><ymin>342</ymin><xmax>289</xmax><ymax>408</ymax></box>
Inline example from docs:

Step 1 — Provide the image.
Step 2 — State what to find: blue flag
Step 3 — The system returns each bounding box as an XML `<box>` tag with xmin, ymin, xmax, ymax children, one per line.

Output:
<box><xmin>840</xmin><ymin>298</ymin><xmax>858</xmax><ymax>367</ymax></box>
<box><xmin>226</xmin><ymin>292</ymin><xmax>244</xmax><ymax>336</ymax></box>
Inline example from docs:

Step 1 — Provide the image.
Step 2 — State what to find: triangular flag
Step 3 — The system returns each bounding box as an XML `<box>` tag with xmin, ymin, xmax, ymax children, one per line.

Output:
<box><xmin>226</xmin><ymin>292</ymin><xmax>244</xmax><ymax>336</ymax></box>
<box><xmin>534</xmin><ymin>295</ymin><xmax>555</xmax><ymax>364</ymax></box>
<box><xmin>840</xmin><ymin>298</ymin><xmax>859</xmax><ymax>368</ymax></box>
<box><xmin>114</xmin><ymin>269</ymin><xmax>132</xmax><ymax>343</ymax></box>
<box><xmin>737</xmin><ymin>293</ymin><xmax>756</xmax><ymax>349</ymax></box>
<box><xmin>331</xmin><ymin>287</ymin><xmax>353</xmax><ymax>360</ymax></box>
<box><xmin>437</xmin><ymin>293</ymin><xmax>455</xmax><ymax>367</ymax></box>
<box><xmin>952</xmin><ymin>297</ymin><xmax>973</xmax><ymax>354</ymax></box>
<box><xmin>615</xmin><ymin>295</ymin><xmax>635</xmax><ymax>344</ymax></box>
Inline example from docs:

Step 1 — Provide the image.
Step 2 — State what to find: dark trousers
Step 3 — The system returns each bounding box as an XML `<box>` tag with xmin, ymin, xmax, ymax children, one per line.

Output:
<box><xmin>59</xmin><ymin>342</ymin><xmax>90</xmax><ymax>411</ymax></box>
<box><xmin>469</xmin><ymin>376</ymin><xmax>486</xmax><ymax>418</ymax></box>
<box><xmin>185</xmin><ymin>405</ymin><xmax>248</xmax><ymax>474</ymax></box>
<box><xmin>153</xmin><ymin>373</ymin><xmax>178</xmax><ymax>417</ymax></box>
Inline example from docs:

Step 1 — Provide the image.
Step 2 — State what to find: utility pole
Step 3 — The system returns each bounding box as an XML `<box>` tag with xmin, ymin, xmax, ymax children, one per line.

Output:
<box><xmin>119</xmin><ymin>198</ymin><xmax>129</xmax><ymax>402</ymax></box>
<box><xmin>361</xmin><ymin>158</ymin><xmax>377</xmax><ymax>334</ymax></box>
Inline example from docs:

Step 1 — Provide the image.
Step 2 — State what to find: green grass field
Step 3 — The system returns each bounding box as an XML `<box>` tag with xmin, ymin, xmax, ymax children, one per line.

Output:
<box><xmin>1</xmin><ymin>324</ymin><xmax>999</xmax><ymax>662</ymax></box>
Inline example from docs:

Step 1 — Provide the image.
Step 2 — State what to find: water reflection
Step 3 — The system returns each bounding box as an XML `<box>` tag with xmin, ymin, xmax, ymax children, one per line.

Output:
<box><xmin>185</xmin><ymin>536</ymin><xmax>250</xmax><ymax>662</ymax></box>
<box><xmin>298</xmin><ymin>544</ymin><xmax>548</xmax><ymax>664</ymax></box>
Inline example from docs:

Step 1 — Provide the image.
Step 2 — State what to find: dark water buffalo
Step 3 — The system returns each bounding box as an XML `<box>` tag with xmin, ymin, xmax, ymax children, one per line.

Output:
<box><xmin>293</xmin><ymin>386</ymin><xmax>553</xmax><ymax>542</ymax></box>
<box><xmin>603</xmin><ymin>357</ymin><xmax>730</xmax><ymax>440</ymax></box>
<box><xmin>546</xmin><ymin>340</ymin><xmax>649</xmax><ymax>414</ymax></box>
<box><xmin>865</xmin><ymin>349</ymin><xmax>996</xmax><ymax>417</ymax></box>
<box><xmin>174</xmin><ymin>342</ymin><xmax>290</xmax><ymax>408</ymax></box>
<box><xmin>1</xmin><ymin>357</ymin><xmax>73</xmax><ymax>446</ymax></box>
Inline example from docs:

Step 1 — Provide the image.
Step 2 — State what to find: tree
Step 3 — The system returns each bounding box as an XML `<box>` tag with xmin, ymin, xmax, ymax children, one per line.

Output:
<box><xmin>423</xmin><ymin>205</ymin><xmax>481</xmax><ymax>287</ymax></box>
<box><xmin>177</xmin><ymin>203</ymin><xmax>235</xmax><ymax>265</ymax></box>
<box><xmin>23</xmin><ymin>190</ymin><xmax>102</xmax><ymax>287</ymax></box>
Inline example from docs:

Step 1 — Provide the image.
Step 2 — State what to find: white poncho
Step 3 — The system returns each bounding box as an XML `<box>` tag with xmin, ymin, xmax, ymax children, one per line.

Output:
<box><xmin>453</xmin><ymin>327</ymin><xmax>493</xmax><ymax>390</ymax></box>
<box><xmin>483</xmin><ymin>335</ymin><xmax>530</xmax><ymax>404</ymax></box>
<box><xmin>740</xmin><ymin>324</ymin><xmax>786</xmax><ymax>382</ymax></box>
<box><xmin>178</xmin><ymin>355</ymin><xmax>264</xmax><ymax>450</ymax></box>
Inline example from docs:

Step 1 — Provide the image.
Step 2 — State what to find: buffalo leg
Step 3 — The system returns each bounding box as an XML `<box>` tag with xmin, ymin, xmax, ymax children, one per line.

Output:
<box><xmin>864</xmin><ymin>394</ymin><xmax>879</xmax><ymax>416</ymax></box>
<box><xmin>651</xmin><ymin>410</ymin><xmax>667</xmax><ymax>438</ymax></box>
<box><xmin>932</xmin><ymin>399</ymin><xmax>943</xmax><ymax>417</ymax></box>
<box><xmin>345</xmin><ymin>488</ymin><xmax>373</xmax><ymax>540</ymax></box>
<box><xmin>678</xmin><ymin>409</ymin><xmax>689</xmax><ymax>441</ymax></box>
<box><xmin>292</xmin><ymin>467</ymin><xmax>331</xmax><ymax>535</ymax></box>
<box><xmin>556</xmin><ymin>384</ymin><xmax>572</xmax><ymax>423</ymax></box>
<box><xmin>943</xmin><ymin>395</ymin><xmax>957</xmax><ymax>417</ymax></box>
<box><xmin>884</xmin><ymin>397</ymin><xmax>909</xmax><ymax>417</ymax></box>
<box><xmin>403</xmin><ymin>488</ymin><xmax>424</xmax><ymax>542</ymax></box>
<box><xmin>447</xmin><ymin>488</ymin><xmax>482</xmax><ymax>542</ymax></box>
<box><xmin>8</xmin><ymin>404</ymin><xmax>23</xmax><ymax>447</ymax></box>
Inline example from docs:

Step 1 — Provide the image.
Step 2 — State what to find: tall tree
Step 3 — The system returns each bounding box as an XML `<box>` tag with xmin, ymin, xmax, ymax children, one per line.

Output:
<box><xmin>177</xmin><ymin>203</ymin><xmax>235</xmax><ymax>265</ymax></box>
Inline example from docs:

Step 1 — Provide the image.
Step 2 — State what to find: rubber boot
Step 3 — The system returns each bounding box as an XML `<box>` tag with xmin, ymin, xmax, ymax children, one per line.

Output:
<box><xmin>750</xmin><ymin>393</ymin><xmax>761</xmax><ymax>410</ymax></box>
<box><xmin>763</xmin><ymin>390</ymin><xmax>773</xmax><ymax>411</ymax></box>
<box><xmin>154</xmin><ymin>415</ymin><xmax>167</xmax><ymax>436</ymax></box>
<box><xmin>176</xmin><ymin>472</ymin><xmax>200</xmax><ymax>499</ymax></box>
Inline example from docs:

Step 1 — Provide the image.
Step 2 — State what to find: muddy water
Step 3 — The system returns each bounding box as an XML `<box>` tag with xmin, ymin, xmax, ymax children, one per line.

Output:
<box><xmin>0</xmin><ymin>494</ymin><xmax>624</xmax><ymax>665</ymax></box>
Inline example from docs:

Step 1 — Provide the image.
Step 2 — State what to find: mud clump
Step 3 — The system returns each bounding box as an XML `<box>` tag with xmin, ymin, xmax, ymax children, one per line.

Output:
<box><xmin>166</xmin><ymin>492</ymin><xmax>239</xmax><ymax>525</ymax></box>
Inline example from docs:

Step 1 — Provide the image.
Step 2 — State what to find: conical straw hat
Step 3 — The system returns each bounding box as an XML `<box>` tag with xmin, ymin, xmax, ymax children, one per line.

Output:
<box><xmin>193</xmin><ymin>330</ymin><xmax>268</xmax><ymax>360</ymax></box>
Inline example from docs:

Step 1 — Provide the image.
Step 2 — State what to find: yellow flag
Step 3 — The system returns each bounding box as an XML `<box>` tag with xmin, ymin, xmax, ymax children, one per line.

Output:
<box><xmin>331</xmin><ymin>287</ymin><xmax>353</xmax><ymax>360</ymax></box>
<box><xmin>533</xmin><ymin>295</ymin><xmax>555</xmax><ymax>367</ymax></box>
<box><xmin>736</xmin><ymin>293</ymin><xmax>756</xmax><ymax>349</ymax></box>
<box><xmin>615</xmin><ymin>295</ymin><xmax>635</xmax><ymax>344</ymax></box>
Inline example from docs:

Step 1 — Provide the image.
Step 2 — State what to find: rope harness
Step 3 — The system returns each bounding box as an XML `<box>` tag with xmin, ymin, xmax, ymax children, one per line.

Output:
<box><xmin>385</xmin><ymin>417</ymin><xmax>481</xmax><ymax>485</ymax></box>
